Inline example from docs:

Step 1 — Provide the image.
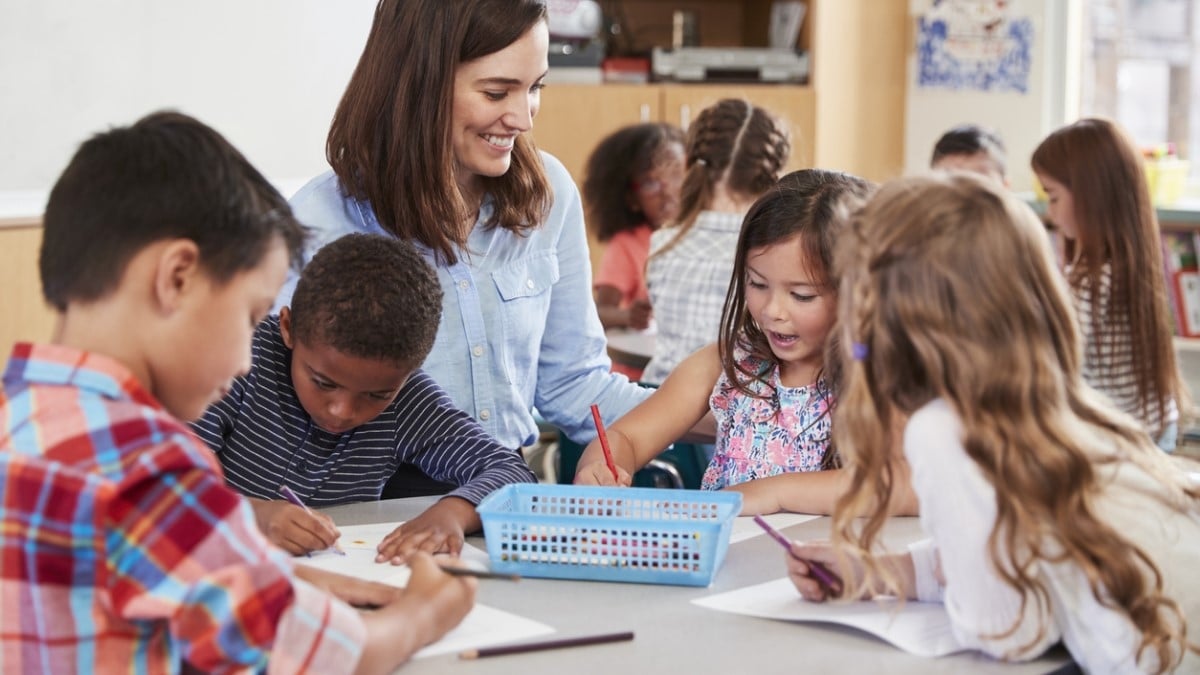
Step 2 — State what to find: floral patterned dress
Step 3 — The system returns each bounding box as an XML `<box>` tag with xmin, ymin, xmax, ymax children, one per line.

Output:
<box><xmin>701</xmin><ymin>348</ymin><xmax>833</xmax><ymax>490</ymax></box>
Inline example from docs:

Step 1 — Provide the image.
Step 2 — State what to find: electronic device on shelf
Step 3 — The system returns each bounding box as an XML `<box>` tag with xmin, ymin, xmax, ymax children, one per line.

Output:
<box><xmin>651</xmin><ymin>47</ymin><xmax>810</xmax><ymax>84</ymax></box>
<box><xmin>547</xmin><ymin>0</ymin><xmax>604</xmax><ymax>69</ymax></box>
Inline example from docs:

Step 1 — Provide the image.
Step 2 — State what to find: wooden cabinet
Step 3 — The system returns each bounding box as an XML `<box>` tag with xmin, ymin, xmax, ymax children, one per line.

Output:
<box><xmin>533</xmin><ymin>82</ymin><xmax>815</xmax><ymax>271</ymax></box>
<box><xmin>534</xmin><ymin>83</ymin><xmax>815</xmax><ymax>180</ymax></box>
<box><xmin>532</xmin><ymin>0</ymin><xmax>908</xmax><ymax>270</ymax></box>
<box><xmin>0</xmin><ymin>222</ymin><xmax>56</xmax><ymax>351</ymax></box>
<box><xmin>659</xmin><ymin>84</ymin><xmax>815</xmax><ymax>170</ymax></box>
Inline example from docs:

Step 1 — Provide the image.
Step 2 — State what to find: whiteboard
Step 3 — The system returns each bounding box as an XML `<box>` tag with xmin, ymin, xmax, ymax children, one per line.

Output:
<box><xmin>0</xmin><ymin>0</ymin><xmax>378</xmax><ymax>211</ymax></box>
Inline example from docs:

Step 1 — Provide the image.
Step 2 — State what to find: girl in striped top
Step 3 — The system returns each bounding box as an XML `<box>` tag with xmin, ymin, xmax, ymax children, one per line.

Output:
<box><xmin>1033</xmin><ymin>118</ymin><xmax>1189</xmax><ymax>450</ymax></box>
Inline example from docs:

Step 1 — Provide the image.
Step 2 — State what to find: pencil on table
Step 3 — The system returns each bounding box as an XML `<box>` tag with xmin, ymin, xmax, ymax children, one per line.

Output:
<box><xmin>459</xmin><ymin>631</ymin><xmax>634</xmax><ymax>659</ymax></box>
<box><xmin>438</xmin><ymin>565</ymin><xmax>521</xmax><ymax>582</ymax></box>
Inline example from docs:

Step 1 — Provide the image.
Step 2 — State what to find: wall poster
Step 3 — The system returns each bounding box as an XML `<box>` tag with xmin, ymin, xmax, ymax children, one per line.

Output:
<box><xmin>917</xmin><ymin>0</ymin><xmax>1033</xmax><ymax>93</ymax></box>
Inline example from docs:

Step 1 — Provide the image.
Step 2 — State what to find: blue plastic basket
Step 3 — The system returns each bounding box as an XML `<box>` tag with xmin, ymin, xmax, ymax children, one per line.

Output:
<box><xmin>476</xmin><ymin>484</ymin><xmax>742</xmax><ymax>587</ymax></box>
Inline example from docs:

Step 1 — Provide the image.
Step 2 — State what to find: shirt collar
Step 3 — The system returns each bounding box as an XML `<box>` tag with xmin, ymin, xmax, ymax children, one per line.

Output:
<box><xmin>3</xmin><ymin>342</ymin><xmax>163</xmax><ymax>410</ymax></box>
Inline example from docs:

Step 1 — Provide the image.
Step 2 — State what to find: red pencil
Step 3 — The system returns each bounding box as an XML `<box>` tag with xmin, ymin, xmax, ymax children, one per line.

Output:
<box><xmin>589</xmin><ymin>403</ymin><xmax>620</xmax><ymax>483</ymax></box>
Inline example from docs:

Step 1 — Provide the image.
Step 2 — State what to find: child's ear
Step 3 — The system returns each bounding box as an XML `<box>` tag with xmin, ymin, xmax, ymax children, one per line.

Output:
<box><xmin>279</xmin><ymin>306</ymin><xmax>295</xmax><ymax>349</ymax></box>
<box><xmin>151</xmin><ymin>239</ymin><xmax>202</xmax><ymax>313</ymax></box>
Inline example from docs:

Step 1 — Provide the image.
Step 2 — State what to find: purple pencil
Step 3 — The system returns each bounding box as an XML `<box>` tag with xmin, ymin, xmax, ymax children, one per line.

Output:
<box><xmin>752</xmin><ymin>515</ymin><xmax>841</xmax><ymax>594</ymax></box>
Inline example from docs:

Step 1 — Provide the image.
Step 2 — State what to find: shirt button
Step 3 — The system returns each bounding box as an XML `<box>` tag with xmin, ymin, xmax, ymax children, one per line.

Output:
<box><xmin>472</xmin><ymin>344</ymin><xmax>484</xmax><ymax>357</ymax></box>
<box><xmin>458</xmin><ymin>280</ymin><xmax>470</xmax><ymax>291</ymax></box>
<box><xmin>525</xmin><ymin>279</ymin><xmax>535</xmax><ymax>289</ymax></box>
<box><xmin>480</xmin><ymin>409</ymin><xmax>491</xmax><ymax>421</ymax></box>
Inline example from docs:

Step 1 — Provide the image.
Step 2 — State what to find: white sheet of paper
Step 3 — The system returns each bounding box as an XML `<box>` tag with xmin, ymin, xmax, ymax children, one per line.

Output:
<box><xmin>692</xmin><ymin>577</ymin><xmax>965</xmax><ymax>658</ymax></box>
<box><xmin>297</xmin><ymin>522</ymin><xmax>492</xmax><ymax>585</ymax></box>
<box><xmin>296</xmin><ymin>521</ymin><xmax>553</xmax><ymax>659</ymax></box>
<box><xmin>728</xmin><ymin>513</ymin><xmax>821</xmax><ymax>544</ymax></box>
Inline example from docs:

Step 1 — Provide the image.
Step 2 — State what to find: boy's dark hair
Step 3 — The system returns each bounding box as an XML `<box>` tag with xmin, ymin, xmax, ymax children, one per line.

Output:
<box><xmin>289</xmin><ymin>233</ymin><xmax>443</xmax><ymax>370</ymax></box>
<box><xmin>40</xmin><ymin>111</ymin><xmax>306</xmax><ymax>312</ymax></box>
<box><xmin>582</xmin><ymin>122</ymin><xmax>685</xmax><ymax>242</ymax></box>
<box><xmin>930</xmin><ymin>123</ymin><xmax>1007</xmax><ymax>174</ymax></box>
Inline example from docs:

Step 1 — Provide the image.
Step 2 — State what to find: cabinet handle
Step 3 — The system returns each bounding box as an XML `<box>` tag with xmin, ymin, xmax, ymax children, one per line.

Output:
<box><xmin>640</xmin><ymin>103</ymin><xmax>650</xmax><ymax>122</ymax></box>
<box><xmin>679</xmin><ymin>104</ymin><xmax>691</xmax><ymax>130</ymax></box>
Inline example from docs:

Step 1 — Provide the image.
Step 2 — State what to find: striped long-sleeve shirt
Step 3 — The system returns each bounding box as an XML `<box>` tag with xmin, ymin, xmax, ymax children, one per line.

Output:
<box><xmin>191</xmin><ymin>316</ymin><xmax>536</xmax><ymax>507</ymax></box>
<box><xmin>1070</xmin><ymin>263</ymin><xmax>1178</xmax><ymax>437</ymax></box>
<box><xmin>0</xmin><ymin>342</ymin><xmax>366</xmax><ymax>674</ymax></box>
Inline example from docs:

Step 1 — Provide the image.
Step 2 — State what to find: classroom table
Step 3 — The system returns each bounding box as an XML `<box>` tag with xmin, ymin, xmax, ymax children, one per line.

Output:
<box><xmin>321</xmin><ymin>497</ymin><xmax>1072</xmax><ymax>675</ymax></box>
<box><xmin>604</xmin><ymin>328</ymin><xmax>656</xmax><ymax>373</ymax></box>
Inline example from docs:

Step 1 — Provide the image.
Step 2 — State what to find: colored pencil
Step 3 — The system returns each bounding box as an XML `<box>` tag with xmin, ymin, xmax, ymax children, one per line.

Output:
<box><xmin>752</xmin><ymin>515</ymin><xmax>841</xmax><ymax>594</ymax></box>
<box><xmin>589</xmin><ymin>403</ymin><xmax>620</xmax><ymax>483</ymax></box>
<box><xmin>438</xmin><ymin>565</ymin><xmax>521</xmax><ymax>582</ymax></box>
<box><xmin>459</xmin><ymin>631</ymin><xmax>634</xmax><ymax>659</ymax></box>
<box><xmin>278</xmin><ymin>484</ymin><xmax>346</xmax><ymax>556</ymax></box>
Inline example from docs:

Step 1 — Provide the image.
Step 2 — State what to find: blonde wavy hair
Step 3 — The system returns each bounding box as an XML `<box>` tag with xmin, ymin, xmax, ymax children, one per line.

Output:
<box><xmin>831</xmin><ymin>173</ymin><xmax>1199</xmax><ymax>671</ymax></box>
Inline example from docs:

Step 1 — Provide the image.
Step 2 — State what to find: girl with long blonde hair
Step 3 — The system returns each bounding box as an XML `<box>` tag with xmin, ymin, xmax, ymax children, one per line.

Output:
<box><xmin>786</xmin><ymin>174</ymin><xmax>1200</xmax><ymax>672</ymax></box>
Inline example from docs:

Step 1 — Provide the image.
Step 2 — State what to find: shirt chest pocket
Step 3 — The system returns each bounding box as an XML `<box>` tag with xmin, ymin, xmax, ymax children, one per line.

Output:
<box><xmin>490</xmin><ymin>252</ymin><xmax>560</xmax><ymax>387</ymax></box>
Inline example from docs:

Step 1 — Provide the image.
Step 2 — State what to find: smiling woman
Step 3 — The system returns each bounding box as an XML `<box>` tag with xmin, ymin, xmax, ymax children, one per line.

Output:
<box><xmin>281</xmin><ymin>0</ymin><xmax>651</xmax><ymax>476</ymax></box>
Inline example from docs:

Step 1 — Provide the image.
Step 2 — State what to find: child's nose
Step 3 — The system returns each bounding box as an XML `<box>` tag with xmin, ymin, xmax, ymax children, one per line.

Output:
<box><xmin>327</xmin><ymin>396</ymin><xmax>357</xmax><ymax>422</ymax></box>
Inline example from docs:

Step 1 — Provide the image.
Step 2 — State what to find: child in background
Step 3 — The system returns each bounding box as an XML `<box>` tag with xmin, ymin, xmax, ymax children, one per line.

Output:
<box><xmin>193</xmin><ymin>233</ymin><xmax>537</xmax><ymax>560</ymax></box>
<box><xmin>929</xmin><ymin>123</ymin><xmax>1008</xmax><ymax>186</ymax></box>
<box><xmin>787</xmin><ymin>173</ymin><xmax>1200</xmax><ymax>673</ymax></box>
<box><xmin>583</xmin><ymin>122</ymin><xmax>685</xmax><ymax>336</ymax></box>
<box><xmin>576</xmin><ymin>170</ymin><xmax>917</xmax><ymax>516</ymax></box>
<box><xmin>1032</xmin><ymin>117</ymin><xmax>1188</xmax><ymax>451</ymax></box>
<box><xmin>0</xmin><ymin>112</ymin><xmax>473</xmax><ymax>673</ymax></box>
<box><xmin>642</xmin><ymin>98</ymin><xmax>791</xmax><ymax>385</ymax></box>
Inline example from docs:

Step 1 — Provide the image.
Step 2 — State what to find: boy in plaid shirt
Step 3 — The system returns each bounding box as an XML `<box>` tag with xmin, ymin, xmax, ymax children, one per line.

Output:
<box><xmin>0</xmin><ymin>111</ymin><xmax>473</xmax><ymax>673</ymax></box>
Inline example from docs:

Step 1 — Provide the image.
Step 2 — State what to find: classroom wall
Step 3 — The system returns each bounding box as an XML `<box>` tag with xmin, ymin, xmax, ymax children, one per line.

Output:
<box><xmin>0</xmin><ymin>0</ymin><xmax>377</xmax><ymax>196</ymax></box>
<box><xmin>902</xmin><ymin>0</ymin><xmax>1081</xmax><ymax>192</ymax></box>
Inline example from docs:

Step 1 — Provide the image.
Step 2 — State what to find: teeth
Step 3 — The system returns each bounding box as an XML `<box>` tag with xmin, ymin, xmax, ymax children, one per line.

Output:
<box><xmin>485</xmin><ymin>134</ymin><xmax>514</xmax><ymax>148</ymax></box>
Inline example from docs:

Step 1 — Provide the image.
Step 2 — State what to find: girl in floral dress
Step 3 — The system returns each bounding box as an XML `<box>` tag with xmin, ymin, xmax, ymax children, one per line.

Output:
<box><xmin>575</xmin><ymin>169</ymin><xmax>918</xmax><ymax>517</ymax></box>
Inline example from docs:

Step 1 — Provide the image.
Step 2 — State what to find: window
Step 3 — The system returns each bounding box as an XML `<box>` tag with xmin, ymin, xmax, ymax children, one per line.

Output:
<box><xmin>1079</xmin><ymin>0</ymin><xmax>1199</xmax><ymax>185</ymax></box>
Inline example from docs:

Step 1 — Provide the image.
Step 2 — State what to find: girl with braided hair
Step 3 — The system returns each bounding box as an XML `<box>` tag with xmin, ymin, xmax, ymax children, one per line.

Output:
<box><xmin>784</xmin><ymin>173</ymin><xmax>1200</xmax><ymax>673</ymax></box>
<box><xmin>641</xmin><ymin>98</ymin><xmax>791</xmax><ymax>385</ymax></box>
<box><xmin>576</xmin><ymin>170</ymin><xmax>917</xmax><ymax>518</ymax></box>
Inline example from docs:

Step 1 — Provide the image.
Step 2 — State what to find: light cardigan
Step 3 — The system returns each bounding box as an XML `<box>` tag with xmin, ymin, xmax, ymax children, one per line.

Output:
<box><xmin>905</xmin><ymin>399</ymin><xmax>1200</xmax><ymax>672</ymax></box>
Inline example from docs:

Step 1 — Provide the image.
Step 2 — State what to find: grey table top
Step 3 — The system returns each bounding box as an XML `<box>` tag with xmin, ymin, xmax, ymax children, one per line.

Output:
<box><xmin>321</xmin><ymin>497</ymin><xmax>1072</xmax><ymax>675</ymax></box>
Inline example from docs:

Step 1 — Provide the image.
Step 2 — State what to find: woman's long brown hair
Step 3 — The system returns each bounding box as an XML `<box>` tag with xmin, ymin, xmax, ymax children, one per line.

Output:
<box><xmin>326</xmin><ymin>0</ymin><xmax>551</xmax><ymax>264</ymax></box>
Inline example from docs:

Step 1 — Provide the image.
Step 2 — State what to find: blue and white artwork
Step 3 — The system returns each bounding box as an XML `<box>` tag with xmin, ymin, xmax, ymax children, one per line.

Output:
<box><xmin>917</xmin><ymin>0</ymin><xmax>1033</xmax><ymax>93</ymax></box>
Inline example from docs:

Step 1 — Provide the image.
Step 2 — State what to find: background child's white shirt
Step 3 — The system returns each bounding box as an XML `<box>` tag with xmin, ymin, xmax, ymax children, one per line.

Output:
<box><xmin>903</xmin><ymin>398</ymin><xmax>1200</xmax><ymax>673</ymax></box>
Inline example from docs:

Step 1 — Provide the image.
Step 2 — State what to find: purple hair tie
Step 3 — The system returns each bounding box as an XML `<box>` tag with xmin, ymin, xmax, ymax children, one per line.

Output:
<box><xmin>851</xmin><ymin>342</ymin><xmax>869</xmax><ymax>361</ymax></box>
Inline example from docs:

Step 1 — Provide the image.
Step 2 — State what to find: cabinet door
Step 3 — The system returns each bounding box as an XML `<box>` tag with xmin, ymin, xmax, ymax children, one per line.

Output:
<box><xmin>532</xmin><ymin>84</ymin><xmax>661</xmax><ymax>183</ymax></box>
<box><xmin>660</xmin><ymin>84</ymin><xmax>816</xmax><ymax>172</ymax></box>
<box><xmin>0</xmin><ymin>224</ymin><xmax>56</xmax><ymax>350</ymax></box>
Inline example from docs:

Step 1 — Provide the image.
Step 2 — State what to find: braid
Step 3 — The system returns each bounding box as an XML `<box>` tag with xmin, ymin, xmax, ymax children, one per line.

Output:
<box><xmin>651</xmin><ymin>99</ymin><xmax>790</xmax><ymax>260</ymax></box>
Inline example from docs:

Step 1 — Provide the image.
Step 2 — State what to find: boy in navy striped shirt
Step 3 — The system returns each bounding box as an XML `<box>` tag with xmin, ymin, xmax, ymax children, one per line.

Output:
<box><xmin>192</xmin><ymin>233</ymin><xmax>536</xmax><ymax>561</ymax></box>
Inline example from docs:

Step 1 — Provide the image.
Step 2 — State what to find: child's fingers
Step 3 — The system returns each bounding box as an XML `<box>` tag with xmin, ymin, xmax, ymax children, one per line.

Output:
<box><xmin>574</xmin><ymin>463</ymin><xmax>618</xmax><ymax>486</ymax></box>
<box><xmin>292</xmin><ymin>511</ymin><xmax>339</xmax><ymax>548</ymax></box>
<box><xmin>376</xmin><ymin>530</ymin><xmax>436</xmax><ymax>565</ymax></box>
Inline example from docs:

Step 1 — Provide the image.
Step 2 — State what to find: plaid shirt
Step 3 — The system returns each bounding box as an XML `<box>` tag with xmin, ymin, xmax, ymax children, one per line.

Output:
<box><xmin>643</xmin><ymin>210</ymin><xmax>745</xmax><ymax>384</ymax></box>
<box><xmin>0</xmin><ymin>343</ymin><xmax>366</xmax><ymax>674</ymax></box>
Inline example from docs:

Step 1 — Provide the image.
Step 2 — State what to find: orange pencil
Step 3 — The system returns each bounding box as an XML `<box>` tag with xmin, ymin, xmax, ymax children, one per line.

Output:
<box><xmin>589</xmin><ymin>404</ymin><xmax>620</xmax><ymax>483</ymax></box>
